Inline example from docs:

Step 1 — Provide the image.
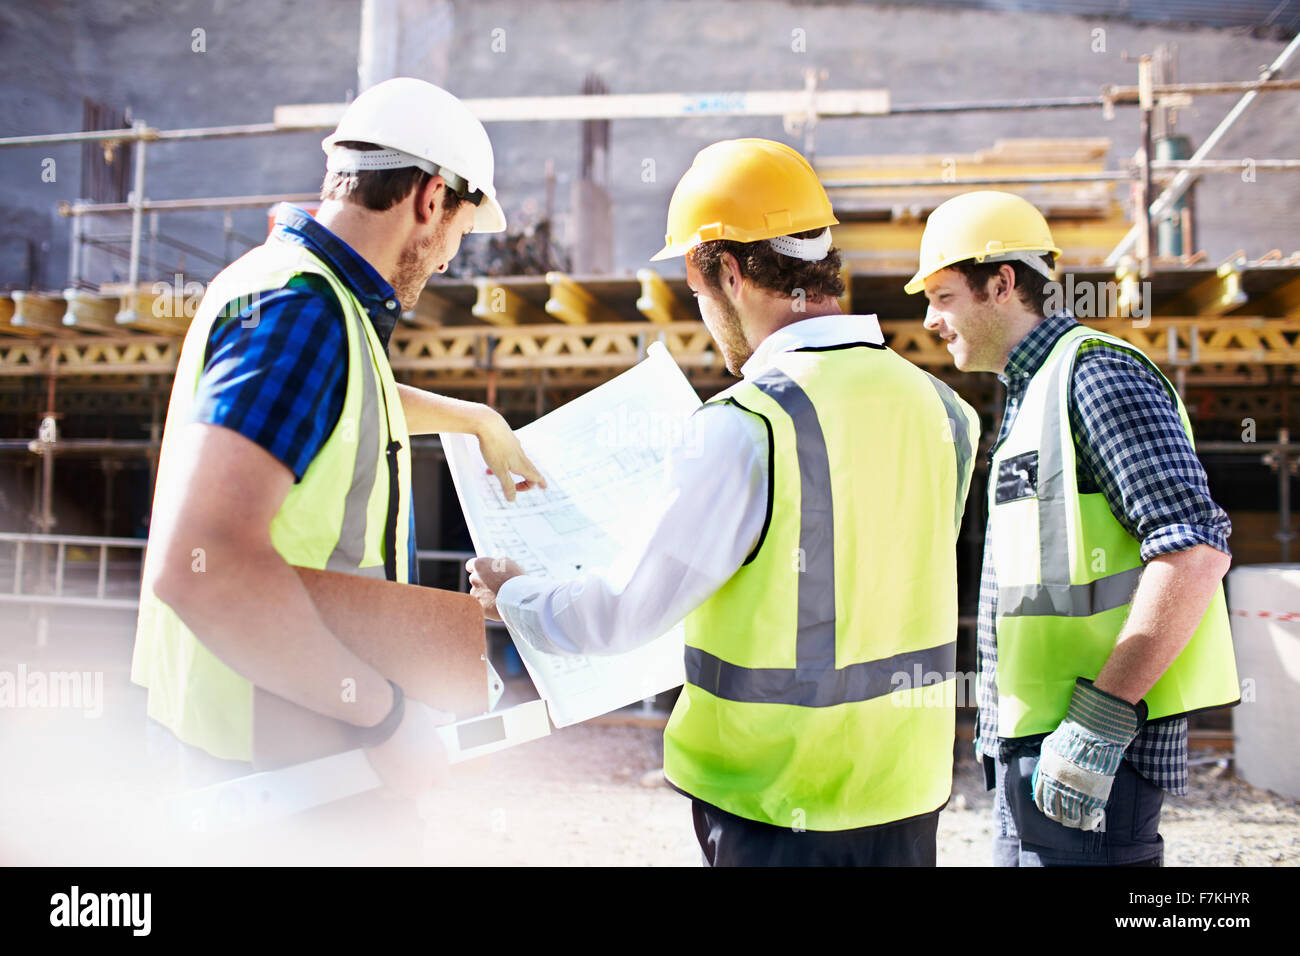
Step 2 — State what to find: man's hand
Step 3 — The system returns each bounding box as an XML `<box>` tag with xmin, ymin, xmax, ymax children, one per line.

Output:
<box><xmin>395</xmin><ymin>385</ymin><xmax>546</xmax><ymax>502</ymax></box>
<box><xmin>475</xmin><ymin>409</ymin><xmax>547</xmax><ymax>502</ymax></box>
<box><xmin>466</xmin><ymin>556</ymin><xmax>525</xmax><ymax>622</ymax></box>
<box><xmin>363</xmin><ymin>698</ymin><xmax>456</xmax><ymax>799</ymax></box>
<box><xmin>1032</xmin><ymin>677</ymin><xmax>1146</xmax><ymax>831</ymax></box>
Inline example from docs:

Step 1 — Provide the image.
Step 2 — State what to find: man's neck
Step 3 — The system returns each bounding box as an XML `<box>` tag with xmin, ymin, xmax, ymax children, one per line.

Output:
<box><xmin>992</xmin><ymin>309</ymin><xmax>1051</xmax><ymax>376</ymax></box>
<box><xmin>747</xmin><ymin>295</ymin><xmax>843</xmax><ymax>347</ymax></box>
<box><xmin>314</xmin><ymin>200</ymin><xmax>404</xmax><ymax>288</ymax></box>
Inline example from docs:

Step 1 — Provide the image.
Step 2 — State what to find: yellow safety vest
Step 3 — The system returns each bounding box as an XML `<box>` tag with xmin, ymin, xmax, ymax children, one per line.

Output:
<box><xmin>988</xmin><ymin>324</ymin><xmax>1239</xmax><ymax>738</ymax></box>
<box><xmin>663</xmin><ymin>343</ymin><xmax>981</xmax><ymax>831</ymax></box>
<box><xmin>131</xmin><ymin>233</ymin><xmax>412</xmax><ymax>761</ymax></box>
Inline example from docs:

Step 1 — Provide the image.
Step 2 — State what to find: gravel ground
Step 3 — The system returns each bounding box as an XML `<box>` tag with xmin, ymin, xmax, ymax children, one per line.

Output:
<box><xmin>393</xmin><ymin>723</ymin><xmax>1300</xmax><ymax>866</ymax></box>
<box><xmin>3</xmin><ymin>715</ymin><xmax>1299</xmax><ymax>866</ymax></box>
<box><xmin>2</xmin><ymin>604</ymin><xmax>1296</xmax><ymax>866</ymax></box>
<box><xmin>416</xmin><ymin>723</ymin><xmax>1300</xmax><ymax>868</ymax></box>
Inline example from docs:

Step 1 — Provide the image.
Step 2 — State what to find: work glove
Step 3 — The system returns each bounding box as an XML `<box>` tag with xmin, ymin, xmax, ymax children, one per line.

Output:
<box><xmin>1031</xmin><ymin>677</ymin><xmax>1146</xmax><ymax>832</ymax></box>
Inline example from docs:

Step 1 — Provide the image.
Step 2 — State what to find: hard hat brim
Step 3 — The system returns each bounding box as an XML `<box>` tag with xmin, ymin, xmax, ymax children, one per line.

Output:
<box><xmin>649</xmin><ymin>241</ymin><xmax>684</xmax><ymax>262</ymax></box>
<box><xmin>903</xmin><ymin>246</ymin><xmax>1063</xmax><ymax>295</ymax></box>
<box><xmin>474</xmin><ymin>194</ymin><xmax>507</xmax><ymax>234</ymax></box>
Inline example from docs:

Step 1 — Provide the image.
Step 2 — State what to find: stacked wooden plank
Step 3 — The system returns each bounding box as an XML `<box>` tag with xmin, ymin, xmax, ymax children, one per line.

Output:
<box><xmin>816</xmin><ymin>138</ymin><xmax>1131</xmax><ymax>269</ymax></box>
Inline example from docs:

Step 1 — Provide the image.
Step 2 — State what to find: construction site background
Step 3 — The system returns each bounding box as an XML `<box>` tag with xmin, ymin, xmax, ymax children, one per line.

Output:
<box><xmin>0</xmin><ymin>1</ymin><xmax>1297</xmax><ymax>862</ymax></box>
<box><xmin>2</xmin><ymin>0</ymin><xmax>1297</xmax><ymax>287</ymax></box>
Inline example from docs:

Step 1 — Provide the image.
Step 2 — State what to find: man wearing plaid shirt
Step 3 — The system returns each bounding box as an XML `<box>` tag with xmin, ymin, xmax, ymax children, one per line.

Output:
<box><xmin>908</xmin><ymin>191</ymin><xmax>1239</xmax><ymax>866</ymax></box>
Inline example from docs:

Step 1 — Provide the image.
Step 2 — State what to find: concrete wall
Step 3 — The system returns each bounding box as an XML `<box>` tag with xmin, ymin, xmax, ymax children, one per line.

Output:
<box><xmin>0</xmin><ymin>0</ymin><xmax>361</xmax><ymax>289</ymax></box>
<box><xmin>1</xmin><ymin>0</ymin><xmax>1296</xmax><ymax>290</ymax></box>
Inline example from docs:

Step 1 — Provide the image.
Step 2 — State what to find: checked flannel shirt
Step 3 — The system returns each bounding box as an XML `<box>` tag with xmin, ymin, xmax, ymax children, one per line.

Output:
<box><xmin>189</xmin><ymin>204</ymin><xmax>419</xmax><ymax>582</ymax></box>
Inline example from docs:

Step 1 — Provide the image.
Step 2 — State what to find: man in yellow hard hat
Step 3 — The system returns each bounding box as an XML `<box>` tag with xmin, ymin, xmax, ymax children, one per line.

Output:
<box><xmin>468</xmin><ymin>139</ymin><xmax>980</xmax><ymax>865</ymax></box>
<box><xmin>132</xmin><ymin>78</ymin><xmax>544</xmax><ymax>800</ymax></box>
<box><xmin>909</xmin><ymin>190</ymin><xmax>1239</xmax><ymax>866</ymax></box>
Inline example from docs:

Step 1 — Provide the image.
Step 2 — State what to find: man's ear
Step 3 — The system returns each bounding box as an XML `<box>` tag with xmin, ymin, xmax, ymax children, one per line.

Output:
<box><xmin>992</xmin><ymin>263</ymin><xmax>1017</xmax><ymax>304</ymax></box>
<box><xmin>719</xmin><ymin>252</ymin><xmax>743</xmax><ymax>297</ymax></box>
<box><xmin>413</xmin><ymin>174</ymin><xmax>445</xmax><ymax>225</ymax></box>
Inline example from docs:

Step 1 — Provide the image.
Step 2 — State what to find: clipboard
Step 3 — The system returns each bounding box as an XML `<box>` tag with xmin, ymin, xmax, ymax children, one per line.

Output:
<box><xmin>178</xmin><ymin>700</ymin><xmax>553</xmax><ymax>836</ymax></box>
<box><xmin>171</xmin><ymin>567</ymin><xmax>555</xmax><ymax>834</ymax></box>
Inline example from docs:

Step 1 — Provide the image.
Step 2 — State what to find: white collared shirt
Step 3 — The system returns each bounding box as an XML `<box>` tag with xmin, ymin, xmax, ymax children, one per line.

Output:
<box><xmin>496</xmin><ymin>314</ymin><xmax>885</xmax><ymax>656</ymax></box>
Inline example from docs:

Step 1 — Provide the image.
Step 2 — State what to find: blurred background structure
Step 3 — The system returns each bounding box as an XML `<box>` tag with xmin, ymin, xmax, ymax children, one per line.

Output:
<box><xmin>0</xmin><ymin>0</ymin><xmax>1298</xmax><ymax>763</ymax></box>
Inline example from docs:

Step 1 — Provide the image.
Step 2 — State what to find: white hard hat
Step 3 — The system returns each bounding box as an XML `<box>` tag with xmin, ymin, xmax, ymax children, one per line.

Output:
<box><xmin>322</xmin><ymin>77</ymin><xmax>506</xmax><ymax>234</ymax></box>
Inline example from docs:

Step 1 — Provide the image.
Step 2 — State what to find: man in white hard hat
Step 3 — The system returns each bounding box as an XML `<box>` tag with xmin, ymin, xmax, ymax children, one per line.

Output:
<box><xmin>132</xmin><ymin>78</ymin><xmax>543</xmax><ymax>804</ymax></box>
<box><xmin>467</xmin><ymin>139</ymin><xmax>980</xmax><ymax>866</ymax></box>
<box><xmin>909</xmin><ymin>190</ymin><xmax>1239</xmax><ymax>866</ymax></box>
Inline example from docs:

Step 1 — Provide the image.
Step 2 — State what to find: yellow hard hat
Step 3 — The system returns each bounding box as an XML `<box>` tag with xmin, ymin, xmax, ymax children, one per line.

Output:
<box><xmin>904</xmin><ymin>191</ymin><xmax>1061</xmax><ymax>294</ymax></box>
<box><xmin>650</xmin><ymin>138</ymin><xmax>839</xmax><ymax>261</ymax></box>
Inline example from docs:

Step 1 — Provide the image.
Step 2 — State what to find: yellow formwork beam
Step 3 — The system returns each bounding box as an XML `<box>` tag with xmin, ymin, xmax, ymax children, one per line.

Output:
<box><xmin>635</xmin><ymin>269</ymin><xmax>694</xmax><ymax>324</ymax></box>
<box><xmin>545</xmin><ymin>272</ymin><xmax>619</xmax><ymax>325</ymax></box>
<box><xmin>1154</xmin><ymin>261</ymin><xmax>1248</xmax><ymax>317</ymax></box>
<box><xmin>4</xmin><ymin>317</ymin><xmax>1298</xmax><ymax>378</ymax></box>
<box><xmin>62</xmin><ymin>290</ymin><xmax>119</xmax><ymax>333</ymax></box>
<box><xmin>100</xmin><ymin>283</ymin><xmax>192</xmax><ymax>334</ymax></box>
<box><xmin>11</xmin><ymin>292</ymin><xmax>68</xmax><ymax>334</ymax></box>
<box><xmin>838</xmin><ymin>264</ymin><xmax>852</xmax><ymax>315</ymax></box>
<box><xmin>1255</xmin><ymin>277</ymin><xmax>1300</xmax><ymax>318</ymax></box>
<box><xmin>1115</xmin><ymin>263</ymin><xmax>1144</xmax><ymax>320</ymax></box>
<box><xmin>404</xmin><ymin>288</ymin><xmax>473</xmax><ymax>327</ymax></box>
<box><xmin>472</xmin><ymin>279</ymin><xmax>547</xmax><ymax>326</ymax></box>
<box><xmin>0</xmin><ymin>295</ymin><xmax>43</xmax><ymax>338</ymax></box>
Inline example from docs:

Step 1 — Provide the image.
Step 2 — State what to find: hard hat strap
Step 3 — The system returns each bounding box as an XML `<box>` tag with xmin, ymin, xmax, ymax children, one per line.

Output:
<box><xmin>767</xmin><ymin>228</ymin><xmax>832</xmax><ymax>262</ymax></box>
<box><xmin>326</xmin><ymin>146</ymin><xmax>484</xmax><ymax>206</ymax></box>
<box><xmin>977</xmin><ymin>250</ymin><xmax>1054</xmax><ymax>280</ymax></box>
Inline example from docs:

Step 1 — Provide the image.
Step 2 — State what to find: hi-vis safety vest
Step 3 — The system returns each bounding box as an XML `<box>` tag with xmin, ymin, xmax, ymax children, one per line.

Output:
<box><xmin>989</xmin><ymin>324</ymin><xmax>1239</xmax><ymax>739</ymax></box>
<box><xmin>663</xmin><ymin>343</ymin><xmax>981</xmax><ymax>832</ymax></box>
<box><xmin>131</xmin><ymin>233</ymin><xmax>412</xmax><ymax>762</ymax></box>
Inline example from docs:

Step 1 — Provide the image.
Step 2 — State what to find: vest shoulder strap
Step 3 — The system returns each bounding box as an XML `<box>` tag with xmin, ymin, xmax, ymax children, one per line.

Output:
<box><xmin>201</xmin><ymin>270</ymin><xmax>347</xmax><ymax>369</ymax></box>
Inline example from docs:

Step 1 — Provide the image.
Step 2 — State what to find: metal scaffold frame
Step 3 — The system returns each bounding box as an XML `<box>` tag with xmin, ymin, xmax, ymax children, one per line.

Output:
<box><xmin>0</xmin><ymin>43</ymin><xmax>1298</xmax><ymax>565</ymax></box>
<box><xmin>1</xmin><ymin>41</ymin><xmax>1296</xmax><ymax>296</ymax></box>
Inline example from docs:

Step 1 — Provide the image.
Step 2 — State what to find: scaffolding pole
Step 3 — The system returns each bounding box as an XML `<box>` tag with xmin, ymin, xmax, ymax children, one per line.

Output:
<box><xmin>1106</xmin><ymin>31</ymin><xmax>1300</xmax><ymax>266</ymax></box>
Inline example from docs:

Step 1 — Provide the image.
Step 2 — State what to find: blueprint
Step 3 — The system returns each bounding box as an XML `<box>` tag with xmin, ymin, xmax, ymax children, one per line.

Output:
<box><xmin>441</xmin><ymin>343</ymin><xmax>701</xmax><ymax>727</ymax></box>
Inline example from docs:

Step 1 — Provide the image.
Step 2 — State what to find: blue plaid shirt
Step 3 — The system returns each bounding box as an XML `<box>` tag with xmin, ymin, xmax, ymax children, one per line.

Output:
<box><xmin>190</xmin><ymin>204</ymin><xmax>418</xmax><ymax>582</ymax></box>
<box><xmin>975</xmin><ymin>311</ymin><xmax>1232</xmax><ymax>794</ymax></box>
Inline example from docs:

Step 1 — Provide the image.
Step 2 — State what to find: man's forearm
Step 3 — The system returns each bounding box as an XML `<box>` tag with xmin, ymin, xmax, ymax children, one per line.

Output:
<box><xmin>153</xmin><ymin>540</ymin><xmax>394</xmax><ymax>728</ymax></box>
<box><xmin>1093</xmin><ymin>543</ymin><xmax>1231</xmax><ymax>704</ymax></box>
<box><xmin>397</xmin><ymin>383</ymin><xmax>494</xmax><ymax>436</ymax></box>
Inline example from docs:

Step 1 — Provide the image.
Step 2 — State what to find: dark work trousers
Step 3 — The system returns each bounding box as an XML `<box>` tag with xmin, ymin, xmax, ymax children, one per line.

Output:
<box><xmin>988</xmin><ymin>742</ymin><xmax>1165</xmax><ymax>867</ymax></box>
<box><xmin>692</xmin><ymin>799</ymin><xmax>939</xmax><ymax>866</ymax></box>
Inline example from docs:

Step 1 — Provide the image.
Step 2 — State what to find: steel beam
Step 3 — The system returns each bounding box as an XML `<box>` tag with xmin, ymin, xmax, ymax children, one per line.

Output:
<box><xmin>635</xmin><ymin>269</ymin><xmax>693</xmax><ymax>325</ymax></box>
<box><xmin>544</xmin><ymin>273</ymin><xmax>619</xmax><ymax>325</ymax></box>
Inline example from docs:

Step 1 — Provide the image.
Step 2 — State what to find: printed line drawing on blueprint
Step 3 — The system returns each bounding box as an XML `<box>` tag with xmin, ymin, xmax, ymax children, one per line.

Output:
<box><xmin>443</xmin><ymin>343</ymin><xmax>702</xmax><ymax>726</ymax></box>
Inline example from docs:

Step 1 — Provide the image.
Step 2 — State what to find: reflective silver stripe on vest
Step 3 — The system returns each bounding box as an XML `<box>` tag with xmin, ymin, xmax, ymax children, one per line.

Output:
<box><xmin>684</xmin><ymin>368</ymin><xmax>957</xmax><ymax>707</ymax></box>
<box><xmin>999</xmin><ymin>565</ymin><xmax>1143</xmax><ymax>617</ymax></box>
<box><xmin>324</xmin><ymin>304</ymin><xmax>383</xmax><ymax>574</ymax></box>
<box><xmin>999</xmin><ymin>334</ymin><xmax>1144</xmax><ymax>618</ymax></box>
<box><xmin>1035</xmin><ymin>339</ymin><xmax>1073</xmax><ymax>589</ymax></box>
<box><xmin>925</xmin><ymin>372</ymin><xmax>973</xmax><ymax>534</ymax></box>
<box><xmin>686</xmin><ymin>640</ymin><xmax>957</xmax><ymax>708</ymax></box>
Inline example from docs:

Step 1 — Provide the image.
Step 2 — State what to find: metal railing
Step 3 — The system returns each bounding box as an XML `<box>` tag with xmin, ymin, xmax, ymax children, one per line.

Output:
<box><xmin>417</xmin><ymin>549</ymin><xmax>475</xmax><ymax>592</ymax></box>
<box><xmin>0</xmin><ymin>533</ymin><xmax>477</xmax><ymax>610</ymax></box>
<box><xmin>0</xmin><ymin>532</ymin><xmax>145</xmax><ymax>610</ymax></box>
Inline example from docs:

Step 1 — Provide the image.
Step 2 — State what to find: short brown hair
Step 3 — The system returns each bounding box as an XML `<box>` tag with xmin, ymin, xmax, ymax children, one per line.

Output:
<box><xmin>688</xmin><ymin>227</ymin><xmax>844</xmax><ymax>300</ymax></box>
<box><xmin>320</xmin><ymin>141</ymin><xmax>468</xmax><ymax>216</ymax></box>
<box><xmin>949</xmin><ymin>252</ymin><xmax>1057</xmax><ymax>316</ymax></box>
